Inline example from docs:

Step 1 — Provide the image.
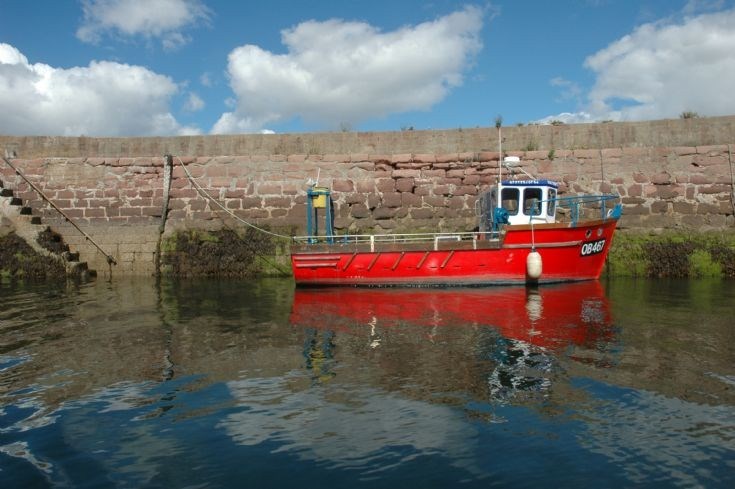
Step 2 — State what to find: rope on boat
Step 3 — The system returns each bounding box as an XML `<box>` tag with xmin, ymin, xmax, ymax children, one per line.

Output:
<box><xmin>175</xmin><ymin>156</ymin><xmax>293</xmax><ymax>240</ymax></box>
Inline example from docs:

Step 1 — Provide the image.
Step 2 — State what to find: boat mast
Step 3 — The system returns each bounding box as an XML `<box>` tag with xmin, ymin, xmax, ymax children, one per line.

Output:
<box><xmin>496</xmin><ymin>116</ymin><xmax>503</xmax><ymax>210</ymax></box>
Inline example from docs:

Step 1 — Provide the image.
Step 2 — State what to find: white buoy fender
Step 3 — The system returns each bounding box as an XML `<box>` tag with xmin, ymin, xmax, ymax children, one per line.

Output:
<box><xmin>526</xmin><ymin>250</ymin><xmax>542</xmax><ymax>279</ymax></box>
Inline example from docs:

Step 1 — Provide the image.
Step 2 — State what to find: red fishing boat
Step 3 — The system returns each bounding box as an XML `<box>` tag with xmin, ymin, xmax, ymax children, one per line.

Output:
<box><xmin>291</xmin><ymin>156</ymin><xmax>622</xmax><ymax>286</ymax></box>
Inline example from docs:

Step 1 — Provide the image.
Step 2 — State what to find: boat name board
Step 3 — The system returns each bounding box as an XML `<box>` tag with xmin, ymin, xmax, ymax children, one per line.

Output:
<box><xmin>580</xmin><ymin>239</ymin><xmax>606</xmax><ymax>257</ymax></box>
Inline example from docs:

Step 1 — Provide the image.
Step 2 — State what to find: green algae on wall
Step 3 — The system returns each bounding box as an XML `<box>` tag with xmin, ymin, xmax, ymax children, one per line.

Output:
<box><xmin>606</xmin><ymin>232</ymin><xmax>735</xmax><ymax>278</ymax></box>
<box><xmin>160</xmin><ymin>228</ymin><xmax>291</xmax><ymax>278</ymax></box>
<box><xmin>0</xmin><ymin>232</ymin><xmax>66</xmax><ymax>280</ymax></box>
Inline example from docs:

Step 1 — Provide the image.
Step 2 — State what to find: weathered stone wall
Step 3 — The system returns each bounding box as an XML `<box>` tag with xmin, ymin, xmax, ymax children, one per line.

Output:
<box><xmin>2</xmin><ymin>115</ymin><xmax>734</xmax><ymax>157</ymax></box>
<box><xmin>1</xmin><ymin>117</ymin><xmax>734</xmax><ymax>276</ymax></box>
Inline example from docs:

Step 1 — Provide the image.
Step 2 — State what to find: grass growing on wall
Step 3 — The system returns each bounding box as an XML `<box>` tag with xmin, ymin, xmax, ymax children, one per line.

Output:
<box><xmin>606</xmin><ymin>231</ymin><xmax>735</xmax><ymax>278</ymax></box>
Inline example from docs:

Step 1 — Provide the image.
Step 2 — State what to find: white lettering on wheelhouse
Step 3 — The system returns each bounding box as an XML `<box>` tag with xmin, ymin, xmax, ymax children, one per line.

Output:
<box><xmin>580</xmin><ymin>239</ymin><xmax>606</xmax><ymax>256</ymax></box>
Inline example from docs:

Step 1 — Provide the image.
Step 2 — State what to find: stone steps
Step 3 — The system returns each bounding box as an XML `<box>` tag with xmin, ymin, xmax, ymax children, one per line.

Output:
<box><xmin>0</xmin><ymin>175</ymin><xmax>96</xmax><ymax>280</ymax></box>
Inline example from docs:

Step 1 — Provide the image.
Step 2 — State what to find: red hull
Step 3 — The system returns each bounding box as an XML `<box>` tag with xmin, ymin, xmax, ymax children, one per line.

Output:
<box><xmin>291</xmin><ymin>218</ymin><xmax>619</xmax><ymax>286</ymax></box>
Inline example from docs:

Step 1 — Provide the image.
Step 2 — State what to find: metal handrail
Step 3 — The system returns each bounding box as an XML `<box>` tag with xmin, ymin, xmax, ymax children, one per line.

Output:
<box><xmin>1</xmin><ymin>156</ymin><xmax>117</xmax><ymax>265</ymax></box>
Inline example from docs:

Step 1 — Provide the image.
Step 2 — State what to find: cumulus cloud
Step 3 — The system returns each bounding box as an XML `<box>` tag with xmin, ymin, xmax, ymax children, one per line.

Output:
<box><xmin>77</xmin><ymin>0</ymin><xmax>211</xmax><ymax>50</ymax></box>
<box><xmin>0</xmin><ymin>43</ymin><xmax>199</xmax><ymax>136</ymax></box>
<box><xmin>183</xmin><ymin>92</ymin><xmax>205</xmax><ymax>112</ymax></box>
<box><xmin>212</xmin><ymin>6</ymin><xmax>484</xmax><ymax>134</ymax></box>
<box><xmin>542</xmin><ymin>8</ymin><xmax>735</xmax><ymax>124</ymax></box>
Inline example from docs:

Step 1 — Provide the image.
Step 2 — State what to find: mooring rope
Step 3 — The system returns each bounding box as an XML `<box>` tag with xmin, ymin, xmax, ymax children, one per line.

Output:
<box><xmin>175</xmin><ymin>156</ymin><xmax>293</xmax><ymax>240</ymax></box>
<box><xmin>728</xmin><ymin>144</ymin><xmax>735</xmax><ymax>219</ymax></box>
<box><xmin>174</xmin><ymin>155</ymin><xmax>292</xmax><ymax>275</ymax></box>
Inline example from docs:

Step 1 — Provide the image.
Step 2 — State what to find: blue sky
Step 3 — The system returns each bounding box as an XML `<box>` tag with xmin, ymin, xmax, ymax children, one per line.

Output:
<box><xmin>1</xmin><ymin>0</ymin><xmax>734</xmax><ymax>136</ymax></box>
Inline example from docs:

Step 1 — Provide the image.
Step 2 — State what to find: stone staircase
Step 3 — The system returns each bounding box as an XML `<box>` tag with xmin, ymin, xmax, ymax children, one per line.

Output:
<box><xmin>0</xmin><ymin>176</ymin><xmax>96</xmax><ymax>280</ymax></box>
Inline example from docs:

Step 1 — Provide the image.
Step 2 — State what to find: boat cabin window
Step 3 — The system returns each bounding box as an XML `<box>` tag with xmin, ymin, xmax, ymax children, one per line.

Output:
<box><xmin>547</xmin><ymin>188</ymin><xmax>557</xmax><ymax>216</ymax></box>
<box><xmin>523</xmin><ymin>188</ymin><xmax>542</xmax><ymax>216</ymax></box>
<box><xmin>501</xmin><ymin>188</ymin><xmax>519</xmax><ymax>215</ymax></box>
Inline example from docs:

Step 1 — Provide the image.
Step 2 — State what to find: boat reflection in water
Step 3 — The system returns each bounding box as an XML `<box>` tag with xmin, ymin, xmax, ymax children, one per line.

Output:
<box><xmin>290</xmin><ymin>282</ymin><xmax>616</xmax><ymax>404</ymax></box>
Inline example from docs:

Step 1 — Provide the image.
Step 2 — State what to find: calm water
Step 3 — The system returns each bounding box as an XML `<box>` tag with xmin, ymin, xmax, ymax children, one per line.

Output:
<box><xmin>1</xmin><ymin>277</ymin><xmax>733</xmax><ymax>488</ymax></box>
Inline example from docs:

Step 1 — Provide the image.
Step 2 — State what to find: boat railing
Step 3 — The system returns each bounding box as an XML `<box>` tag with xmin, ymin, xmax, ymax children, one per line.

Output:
<box><xmin>294</xmin><ymin>195</ymin><xmax>622</xmax><ymax>247</ymax></box>
<box><xmin>529</xmin><ymin>193</ymin><xmax>622</xmax><ymax>226</ymax></box>
<box><xmin>293</xmin><ymin>231</ymin><xmax>500</xmax><ymax>250</ymax></box>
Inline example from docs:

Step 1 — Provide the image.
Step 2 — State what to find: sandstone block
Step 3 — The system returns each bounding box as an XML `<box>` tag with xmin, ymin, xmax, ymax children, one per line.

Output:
<box><xmin>367</xmin><ymin>194</ymin><xmax>381</xmax><ymax>209</ymax></box>
<box><xmin>651</xmin><ymin>172</ymin><xmax>671</xmax><ymax>185</ymax></box>
<box><xmin>413</xmin><ymin>154</ymin><xmax>436</xmax><ymax>163</ymax></box>
<box><xmin>672</xmin><ymin>202</ymin><xmax>695</xmax><ymax>214</ymax></box>
<box><xmin>651</xmin><ymin>201</ymin><xmax>669</xmax><ymax>213</ymax></box>
<box><xmin>372</xmin><ymin>206</ymin><xmax>395</xmax><ymax>220</ymax></box>
<box><xmin>332</xmin><ymin>179</ymin><xmax>354</xmax><ymax>192</ymax></box>
<box><xmin>241</xmin><ymin>197</ymin><xmax>262</xmax><ymax>208</ymax></box>
<box><xmin>463</xmin><ymin>174</ymin><xmax>480</xmax><ymax>186</ymax></box>
<box><xmin>264</xmin><ymin>196</ymin><xmax>292</xmax><ymax>208</ymax></box>
<box><xmin>350</xmin><ymin>203</ymin><xmax>370</xmax><ymax>218</ymax></box>
<box><xmin>258</xmin><ymin>184</ymin><xmax>281</xmax><ymax>195</ymax></box>
<box><xmin>392</xmin><ymin>169</ymin><xmax>420</xmax><ymax>178</ymax></box>
<box><xmin>369</xmin><ymin>154</ymin><xmax>392</xmax><ymax>164</ymax></box>
<box><xmin>376</xmin><ymin>178</ymin><xmax>395</xmax><ymax>192</ymax></box>
<box><xmin>119</xmin><ymin>207</ymin><xmax>141</xmax><ymax>217</ymax></box>
<box><xmin>402</xmin><ymin>192</ymin><xmax>422</xmax><ymax>207</ymax></box>
<box><xmin>414</xmin><ymin>184</ymin><xmax>431</xmax><ymax>196</ymax></box>
<box><xmin>382</xmin><ymin>192</ymin><xmax>403</xmax><ymax>208</ymax></box>
<box><xmin>694</xmin><ymin>155</ymin><xmax>727</xmax><ymax>166</ymax></box>
<box><xmin>453</xmin><ymin>186</ymin><xmax>477</xmax><ymax>196</ymax></box>
<box><xmin>408</xmin><ymin>208</ymin><xmax>434</xmax><ymax>220</ymax></box>
<box><xmin>395</xmin><ymin>178</ymin><xmax>415</xmax><ymax>193</ymax></box>
<box><xmin>623</xmin><ymin>204</ymin><xmax>649</xmax><ymax>215</ymax></box>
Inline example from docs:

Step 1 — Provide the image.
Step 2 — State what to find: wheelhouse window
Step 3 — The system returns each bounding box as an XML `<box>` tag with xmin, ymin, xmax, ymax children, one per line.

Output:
<box><xmin>523</xmin><ymin>188</ymin><xmax>542</xmax><ymax>216</ymax></box>
<box><xmin>501</xmin><ymin>188</ymin><xmax>519</xmax><ymax>215</ymax></box>
<box><xmin>547</xmin><ymin>188</ymin><xmax>557</xmax><ymax>216</ymax></box>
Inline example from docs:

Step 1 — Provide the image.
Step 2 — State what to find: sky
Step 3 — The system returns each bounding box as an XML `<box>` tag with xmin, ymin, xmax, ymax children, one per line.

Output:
<box><xmin>1</xmin><ymin>0</ymin><xmax>734</xmax><ymax>137</ymax></box>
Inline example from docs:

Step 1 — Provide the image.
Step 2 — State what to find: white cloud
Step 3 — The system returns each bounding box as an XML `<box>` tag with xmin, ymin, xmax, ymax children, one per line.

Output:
<box><xmin>212</xmin><ymin>6</ymin><xmax>484</xmax><ymax>134</ymax></box>
<box><xmin>183</xmin><ymin>92</ymin><xmax>205</xmax><ymax>111</ymax></box>
<box><xmin>0</xmin><ymin>43</ymin><xmax>199</xmax><ymax>136</ymax></box>
<box><xmin>199</xmin><ymin>72</ymin><xmax>213</xmax><ymax>87</ymax></box>
<box><xmin>542</xmin><ymin>8</ymin><xmax>735</xmax><ymax>124</ymax></box>
<box><xmin>77</xmin><ymin>0</ymin><xmax>211</xmax><ymax>50</ymax></box>
<box><xmin>550</xmin><ymin>77</ymin><xmax>582</xmax><ymax>103</ymax></box>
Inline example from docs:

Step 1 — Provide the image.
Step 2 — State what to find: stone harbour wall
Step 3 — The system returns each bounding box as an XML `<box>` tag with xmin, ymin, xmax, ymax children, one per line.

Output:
<box><xmin>1</xmin><ymin>118</ymin><xmax>734</xmax><ymax>277</ymax></box>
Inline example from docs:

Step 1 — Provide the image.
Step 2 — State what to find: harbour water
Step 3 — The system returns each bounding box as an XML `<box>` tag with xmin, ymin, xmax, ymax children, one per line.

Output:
<box><xmin>1</xmin><ymin>277</ymin><xmax>733</xmax><ymax>488</ymax></box>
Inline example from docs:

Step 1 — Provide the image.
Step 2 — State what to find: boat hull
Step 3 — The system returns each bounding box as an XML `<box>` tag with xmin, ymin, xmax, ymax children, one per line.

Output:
<box><xmin>291</xmin><ymin>218</ymin><xmax>619</xmax><ymax>287</ymax></box>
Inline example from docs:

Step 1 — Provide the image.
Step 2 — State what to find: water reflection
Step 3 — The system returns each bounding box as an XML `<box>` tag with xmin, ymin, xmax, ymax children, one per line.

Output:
<box><xmin>290</xmin><ymin>282</ymin><xmax>617</xmax><ymax>403</ymax></box>
<box><xmin>1</xmin><ymin>278</ymin><xmax>733</xmax><ymax>488</ymax></box>
<box><xmin>290</xmin><ymin>282</ymin><xmax>614</xmax><ymax>347</ymax></box>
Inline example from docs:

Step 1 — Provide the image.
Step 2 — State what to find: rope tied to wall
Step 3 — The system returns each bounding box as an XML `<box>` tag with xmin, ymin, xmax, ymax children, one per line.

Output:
<box><xmin>174</xmin><ymin>155</ymin><xmax>292</xmax><ymax>275</ymax></box>
<box><xmin>175</xmin><ymin>155</ymin><xmax>294</xmax><ymax>240</ymax></box>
